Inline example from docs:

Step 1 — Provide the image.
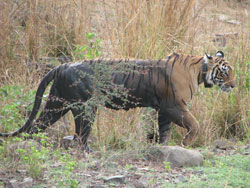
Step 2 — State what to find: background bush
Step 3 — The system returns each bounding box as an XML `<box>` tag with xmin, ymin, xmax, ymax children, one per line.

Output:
<box><xmin>0</xmin><ymin>0</ymin><xmax>249</xmax><ymax>150</ymax></box>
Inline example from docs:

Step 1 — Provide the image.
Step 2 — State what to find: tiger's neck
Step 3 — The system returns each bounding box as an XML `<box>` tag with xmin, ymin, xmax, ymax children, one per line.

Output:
<box><xmin>198</xmin><ymin>61</ymin><xmax>213</xmax><ymax>88</ymax></box>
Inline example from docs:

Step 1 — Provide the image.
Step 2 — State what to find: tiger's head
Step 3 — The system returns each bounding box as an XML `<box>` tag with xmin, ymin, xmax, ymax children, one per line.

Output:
<box><xmin>203</xmin><ymin>51</ymin><xmax>235</xmax><ymax>92</ymax></box>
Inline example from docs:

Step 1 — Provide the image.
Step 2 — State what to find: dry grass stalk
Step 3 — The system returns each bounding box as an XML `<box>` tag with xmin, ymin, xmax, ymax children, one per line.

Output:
<box><xmin>0</xmin><ymin>0</ymin><xmax>249</xmax><ymax>149</ymax></box>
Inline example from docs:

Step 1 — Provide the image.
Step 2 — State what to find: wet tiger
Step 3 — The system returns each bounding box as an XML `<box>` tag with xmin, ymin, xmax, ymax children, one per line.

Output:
<box><xmin>0</xmin><ymin>51</ymin><xmax>235</xmax><ymax>151</ymax></box>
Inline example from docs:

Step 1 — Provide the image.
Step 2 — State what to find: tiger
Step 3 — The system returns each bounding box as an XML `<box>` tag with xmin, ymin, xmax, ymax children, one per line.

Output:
<box><xmin>0</xmin><ymin>51</ymin><xmax>235</xmax><ymax>151</ymax></box>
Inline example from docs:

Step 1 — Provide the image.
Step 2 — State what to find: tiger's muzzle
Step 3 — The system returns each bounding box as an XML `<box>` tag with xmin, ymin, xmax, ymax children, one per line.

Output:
<box><xmin>219</xmin><ymin>79</ymin><xmax>236</xmax><ymax>92</ymax></box>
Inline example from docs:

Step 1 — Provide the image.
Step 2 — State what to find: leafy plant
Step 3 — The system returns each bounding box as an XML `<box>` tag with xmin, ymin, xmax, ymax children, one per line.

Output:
<box><xmin>163</xmin><ymin>161</ymin><xmax>171</xmax><ymax>172</ymax></box>
<box><xmin>51</xmin><ymin>153</ymin><xmax>79</xmax><ymax>188</ymax></box>
<box><xmin>125</xmin><ymin>163</ymin><xmax>133</xmax><ymax>170</ymax></box>
<box><xmin>0</xmin><ymin>85</ymin><xmax>37</xmax><ymax>132</ymax></box>
<box><xmin>74</xmin><ymin>32</ymin><xmax>102</xmax><ymax>60</ymax></box>
<box><xmin>16</xmin><ymin>138</ymin><xmax>50</xmax><ymax>179</ymax></box>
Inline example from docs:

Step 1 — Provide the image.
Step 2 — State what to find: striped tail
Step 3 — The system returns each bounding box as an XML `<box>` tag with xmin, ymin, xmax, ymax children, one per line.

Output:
<box><xmin>0</xmin><ymin>67</ymin><xmax>59</xmax><ymax>137</ymax></box>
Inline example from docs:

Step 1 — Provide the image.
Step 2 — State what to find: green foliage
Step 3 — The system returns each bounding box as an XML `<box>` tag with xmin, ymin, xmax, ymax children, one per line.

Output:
<box><xmin>74</xmin><ymin>32</ymin><xmax>102</xmax><ymax>60</ymax></box>
<box><xmin>125</xmin><ymin>163</ymin><xmax>133</xmax><ymax>170</ymax></box>
<box><xmin>0</xmin><ymin>85</ymin><xmax>36</xmax><ymax>132</ymax></box>
<box><xmin>236</xmin><ymin>59</ymin><xmax>250</xmax><ymax>91</ymax></box>
<box><xmin>53</xmin><ymin>153</ymin><xmax>79</xmax><ymax>188</ymax></box>
<box><xmin>149</xmin><ymin>178</ymin><xmax>155</xmax><ymax>186</ymax></box>
<box><xmin>163</xmin><ymin>161</ymin><xmax>171</xmax><ymax>172</ymax></box>
<box><xmin>16</xmin><ymin>135</ymin><xmax>50</xmax><ymax>179</ymax></box>
<box><xmin>163</xmin><ymin>154</ymin><xmax>250</xmax><ymax>188</ymax></box>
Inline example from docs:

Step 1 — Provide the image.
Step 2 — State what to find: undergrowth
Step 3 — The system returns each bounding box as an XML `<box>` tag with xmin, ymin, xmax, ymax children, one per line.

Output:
<box><xmin>0</xmin><ymin>1</ymin><xmax>249</xmax><ymax>186</ymax></box>
<box><xmin>0</xmin><ymin>0</ymin><xmax>249</xmax><ymax>151</ymax></box>
<box><xmin>162</xmin><ymin>153</ymin><xmax>250</xmax><ymax>188</ymax></box>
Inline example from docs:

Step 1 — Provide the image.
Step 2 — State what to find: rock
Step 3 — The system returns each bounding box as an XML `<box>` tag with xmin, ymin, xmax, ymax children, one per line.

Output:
<box><xmin>143</xmin><ymin>147</ymin><xmax>165</xmax><ymax>161</ymax></box>
<box><xmin>193</xmin><ymin>170</ymin><xmax>204</xmax><ymax>176</ymax></box>
<box><xmin>244</xmin><ymin>144</ymin><xmax>250</xmax><ymax>151</ymax></box>
<box><xmin>8</xmin><ymin>140</ymin><xmax>41</xmax><ymax>159</ymax></box>
<box><xmin>241</xmin><ymin>145</ymin><xmax>250</xmax><ymax>155</ymax></box>
<box><xmin>10</xmin><ymin>179</ymin><xmax>19</xmax><ymax>188</ymax></box>
<box><xmin>144</xmin><ymin>146</ymin><xmax>203</xmax><ymax>168</ymax></box>
<box><xmin>103</xmin><ymin>175</ymin><xmax>126</xmax><ymax>184</ymax></box>
<box><xmin>17</xmin><ymin>170</ymin><xmax>27</xmax><ymax>175</ymax></box>
<box><xmin>134</xmin><ymin>176</ymin><xmax>150</xmax><ymax>188</ymax></box>
<box><xmin>133</xmin><ymin>181</ymin><xmax>146</xmax><ymax>188</ymax></box>
<box><xmin>89</xmin><ymin>185</ymin><xmax>105</xmax><ymax>188</ymax></box>
<box><xmin>9</xmin><ymin>177</ymin><xmax>33</xmax><ymax>188</ymax></box>
<box><xmin>213</xmin><ymin>140</ymin><xmax>235</xmax><ymax>150</ymax></box>
<box><xmin>21</xmin><ymin>177</ymin><xmax>33</xmax><ymax>187</ymax></box>
<box><xmin>243</xmin><ymin>151</ymin><xmax>249</xmax><ymax>155</ymax></box>
<box><xmin>61</xmin><ymin>135</ymin><xmax>77</xmax><ymax>149</ymax></box>
<box><xmin>9</xmin><ymin>140</ymin><xmax>41</xmax><ymax>151</ymax></box>
<box><xmin>213</xmin><ymin>140</ymin><xmax>225</xmax><ymax>149</ymax></box>
<box><xmin>174</xmin><ymin>175</ymin><xmax>187</xmax><ymax>183</ymax></box>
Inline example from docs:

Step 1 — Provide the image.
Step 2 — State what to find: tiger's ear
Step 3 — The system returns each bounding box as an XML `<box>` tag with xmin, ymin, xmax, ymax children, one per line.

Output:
<box><xmin>215</xmin><ymin>51</ymin><xmax>224</xmax><ymax>58</ymax></box>
<box><xmin>204</xmin><ymin>53</ymin><xmax>213</xmax><ymax>64</ymax></box>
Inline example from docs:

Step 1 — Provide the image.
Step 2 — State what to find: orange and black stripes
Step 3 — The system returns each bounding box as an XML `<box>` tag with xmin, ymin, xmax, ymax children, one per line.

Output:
<box><xmin>80</xmin><ymin>53</ymin><xmax>206</xmax><ymax>106</ymax></box>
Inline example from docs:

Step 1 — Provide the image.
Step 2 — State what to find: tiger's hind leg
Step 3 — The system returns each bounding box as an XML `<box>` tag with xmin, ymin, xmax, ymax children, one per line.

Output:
<box><xmin>158</xmin><ymin>112</ymin><xmax>172</xmax><ymax>145</ymax></box>
<box><xmin>28</xmin><ymin>87</ymin><xmax>69</xmax><ymax>134</ymax></box>
<box><xmin>166</xmin><ymin>105</ymin><xmax>199</xmax><ymax>146</ymax></box>
<box><xmin>71</xmin><ymin>105</ymin><xmax>96</xmax><ymax>153</ymax></box>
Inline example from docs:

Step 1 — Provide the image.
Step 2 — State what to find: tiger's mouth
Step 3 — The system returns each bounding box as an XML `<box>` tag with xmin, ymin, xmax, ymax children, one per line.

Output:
<box><xmin>220</xmin><ymin>85</ymin><xmax>233</xmax><ymax>92</ymax></box>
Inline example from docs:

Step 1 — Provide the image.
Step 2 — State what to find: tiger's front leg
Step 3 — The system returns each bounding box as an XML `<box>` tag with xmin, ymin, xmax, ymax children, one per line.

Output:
<box><xmin>166</xmin><ymin>105</ymin><xmax>199</xmax><ymax>146</ymax></box>
<box><xmin>158</xmin><ymin>112</ymin><xmax>172</xmax><ymax>145</ymax></box>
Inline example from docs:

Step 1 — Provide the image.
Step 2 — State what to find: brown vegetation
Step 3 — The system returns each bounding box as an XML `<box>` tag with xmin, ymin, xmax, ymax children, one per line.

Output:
<box><xmin>0</xmin><ymin>0</ymin><xmax>249</xmax><ymax>149</ymax></box>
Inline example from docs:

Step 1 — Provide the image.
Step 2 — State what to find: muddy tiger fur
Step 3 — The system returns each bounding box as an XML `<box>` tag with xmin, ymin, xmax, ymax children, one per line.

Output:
<box><xmin>0</xmin><ymin>51</ymin><xmax>235</xmax><ymax>151</ymax></box>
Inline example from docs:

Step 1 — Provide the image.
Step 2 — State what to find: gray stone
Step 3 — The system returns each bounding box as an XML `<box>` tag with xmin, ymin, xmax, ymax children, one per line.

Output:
<box><xmin>239</xmin><ymin>144</ymin><xmax>250</xmax><ymax>155</ymax></box>
<box><xmin>9</xmin><ymin>140</ymin><xmax>41</xmax><ymax>151</ymax></box>
<box><xmin>175</xmin><ymin>175</ymin><xmax>187</xmax><ymax>183</ymax></box>
<box><xmin>89</xmin><ymin>185</ymin><xmax>105</xmax><ymax>188</ymax></box>
<box><xmin>9</xmin><ymin>177</ymin><xmax>33</xmax><ymax>188</ymax></box>
<box><xmin>133</xmin><ymin>181</ymin><xmax>146</xmax><ymax>188</ymax></box>
<box><xmin>8</xmin><ymin>140</ymin><xmax>41</xmax><ymax>159</ymax></box>
<box><xmin>17</xmin><ymin>170</ymin><xmax>27</xmax><ymax>175</ymax></box>
<box><xmin>144</xmin><ymin>146</ymin><xmax>203</xmax><ymax>168</ymax></box>
<box><xmin>243</xmin><ymin>151</ymin><xmax>249</xmax><ymax>155</ymax></box>
<box><xmin>213</xmin><ymin>140</ymin><xmax>235</xmax><ymax>150</ymax></box>
<box><xmin>103</xmin><ymin>175</ymin><xmax>125</xmax><ymax>184</ymax></box>
<box><xmin>135</xmin><ymin>176</ymin><xmax>150</xmax><ymax>188</ymax></box>
<box><xmin>20</xmin><ymin>177</ymin><xmax>33</xmax><ymax>187</ymax></box>
<box><xmin>214</xmin><ymin>140</ymin><xmax>227</xmax><ymax>149</ymax></box>
<box><xmin>61</xmin><ymin>135</ymin><xmax>77</xmax><ymax>149</ymax></box>
<box><xmin>10</xmin><ymin>179</ymin><xmax>19</xmax><ymax>188</ymax></box>
<box><xmin>194</xmin><ymin>170</ymin><xmax>204</xmax><ymax>176</ymax></box>
<box><xmin>244</xmin><ymin>144</ymin><xmax>250</xmax><ymax>150</ymax></box>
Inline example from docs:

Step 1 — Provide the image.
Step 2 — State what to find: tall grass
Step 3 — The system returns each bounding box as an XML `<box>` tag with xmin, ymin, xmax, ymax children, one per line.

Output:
<box><xmin>0</xmin><ymin>0</ymin><xmax>95</xmax><ymax>84</ymax></box>
<box><xmin>99</xmin><ymin>0</ymin><xmax>197</xmax><ymax>58</ymax></box>
<box><xmin>0</xmin><ymin>0</ymin><xmax>249</xmax><ymax>149</ymax></box>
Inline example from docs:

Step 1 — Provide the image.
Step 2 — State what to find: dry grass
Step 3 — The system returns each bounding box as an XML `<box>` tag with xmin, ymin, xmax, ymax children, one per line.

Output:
<box><xmin>0</xmin><ymin>0</ymin><xmax>95</xmax><ymax>85</ymax></box>
<box><xmin>96</xmin><ymin>0</ymin><xmax>198</xmax><ymax>58</ymax></box>
<box><xmin>0</xmin><ymin>0</ymin><xmax>249</xmax><ymax>149</ymax></box>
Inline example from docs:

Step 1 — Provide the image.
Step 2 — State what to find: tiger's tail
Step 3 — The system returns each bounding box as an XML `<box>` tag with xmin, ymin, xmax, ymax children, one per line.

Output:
<box><xmin>0</xmin><ymin>66</ymin><xmax>59</xmax><ymax>137</ymax></box>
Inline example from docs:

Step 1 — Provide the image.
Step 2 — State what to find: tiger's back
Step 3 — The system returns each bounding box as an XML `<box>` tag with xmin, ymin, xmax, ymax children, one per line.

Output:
<box><xmin>0</xmin><ymin>51</ymin><xmax>235</xmax><ymax>149</ymax></box>
<box><xmin>83</xmin><ymin>53</ymin><xmax>208</xmax><ymax>109</ymax></box>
